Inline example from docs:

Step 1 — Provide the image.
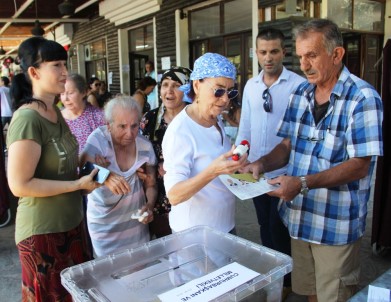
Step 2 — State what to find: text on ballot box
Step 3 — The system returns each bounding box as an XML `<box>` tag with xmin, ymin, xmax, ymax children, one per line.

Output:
<box><xmin>158</xmin><ymin>262</ymin><xmax>260</xmax><ymax>302</ymax></box>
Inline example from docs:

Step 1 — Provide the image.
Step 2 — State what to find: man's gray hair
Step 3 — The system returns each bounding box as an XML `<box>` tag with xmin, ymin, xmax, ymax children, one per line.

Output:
<box><xmin>293</xmin><ymin>19</ymin><xmax>343</xmax><ymax>55</ymax></box>
<box><xmin>104</xmin><ymin>95</ymin><xmax>142</xmax><ymax>124</ymax></box>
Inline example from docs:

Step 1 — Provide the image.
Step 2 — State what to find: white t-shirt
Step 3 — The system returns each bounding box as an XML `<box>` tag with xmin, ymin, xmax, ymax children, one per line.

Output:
<box><xmin>0</xmin><ymin>86</ymin><xmax>12</xmax><ymax>117</ymax></box>
<box><xmin>163</xmin><ymin>107</ymin><xmax>235</xmax><ymax>233</ymax></box>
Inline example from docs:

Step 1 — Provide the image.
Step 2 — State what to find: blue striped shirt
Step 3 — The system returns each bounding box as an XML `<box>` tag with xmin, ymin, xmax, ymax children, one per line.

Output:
<box><xmin>277</xmin><ymin>66</ymin><xmax>383</xmax><ymax>245</ymax></box>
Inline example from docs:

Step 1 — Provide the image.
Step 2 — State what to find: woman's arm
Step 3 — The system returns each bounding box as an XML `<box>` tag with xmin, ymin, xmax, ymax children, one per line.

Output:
<box><xmin>80</xmin><ymin>152</ymin><xmax>131</xmax><ymax>195</ymax></box>
<box><xmin>143</xmin><ymin>164</ymin><xmax>157</xmax><ymax>211</ymax></box>
<box><xmin>132</xmin><ymin>93</ymin><xmax>145</xmax><ymax>111</ymax></box>
<box><xmin>7</xmin><ymin>140</ymin><xmax>98</xmax><ymax>197</ymax></box>
<box><xmin>87</xmin><ymin>93</ymin><xmax>99</xmax><ymax>107</ymax></box>
<box><xmin>167</xmin><ymin>148</ymin><xmax>248</xmax><ymax>205</ymax></box>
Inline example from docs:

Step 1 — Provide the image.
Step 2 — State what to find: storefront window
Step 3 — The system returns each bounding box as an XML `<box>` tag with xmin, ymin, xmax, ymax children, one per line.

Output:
<box><xmin>224</xmin><ymin>0</ymin><xmax>252</xmax><ymax>34</ymax></box>
<box><xmin>129</xmin><ymin>24</ymin><xmax>154</xmax><ymax>51</ymax></box>
<box><xmin>353</xmin><ymin>0</ymin><xmax>383</xmax><ymax>31</ymax></box>
<box><xmin>190</xmin><ymin>0</ymin><xmax>252</xmax><ymax>39</ymax></box>
<box><xmin>190</xmin><ymin>6</ymin><xmax>220</xmax><ymax>39</ymax></box>
<box><xmin>90</xmin><ymin>39</ymin><xmax>106</xmax><ymax>60</ymax></box>
<box><xmin>328</xmin><ymin>0</ymin><xmax>384</xmax><ymax>31</ymax></box>
<box><xmin>276</xmin><ymin>0</ymin><xmax>308</xmax><ymax>18</ymax></box>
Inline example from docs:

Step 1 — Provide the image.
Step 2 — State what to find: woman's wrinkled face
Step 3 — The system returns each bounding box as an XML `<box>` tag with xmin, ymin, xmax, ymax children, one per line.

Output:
<box><xmin>195</xmin><ymin>77</ymin><xmax>234</xmax><ymax>118</ymax></box>
<box><xmin>160</xmin><ymin>78</ymin><xmax>185</xmax><ymax>110</ymax></box>
<box><xmin>60</xmin><ymin>79</ymin><xmax>86</xmax><ymax>110</ymax></box>
<box><xmin>108</xmin><ymin>107</ymin><xmax>140</xmax><ymax>147</ymax></box>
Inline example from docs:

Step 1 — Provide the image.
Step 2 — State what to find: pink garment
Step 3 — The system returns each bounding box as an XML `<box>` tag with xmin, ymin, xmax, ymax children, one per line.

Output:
<box><xmin>64</xmin><ymin>104</ymin><xmax>106</xmax><ymax>154</ymax></box>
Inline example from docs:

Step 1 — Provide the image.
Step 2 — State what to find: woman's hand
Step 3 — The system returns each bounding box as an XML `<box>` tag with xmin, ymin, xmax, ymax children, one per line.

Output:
<box><xmin>157</xmin><ymin>162</ymin><xmax>165</xmax><ymax>177</ymax></box>
<box><xmin>167</xmin><ymin>146</ymin><xmax>249</xmax><ymax>206</ymax></box>
<box><xmin>95</xmin><ymin>154</ymin><xmax>110</xmax><ymax>167</ymax></box>
<box><xmin>104</xmin><ymin>172</ymin><xmax>131</xmax><ymax>195</ymax></box>
<box><xmin>209</xmin><ymin>145</ymin><xmax>248</xmax><ymax>177</ymax></box>
<box><xmin>79</xmin><ymin>168</ymin><xmax>101</xmax><ymax>194</ymax></box>
<box><xmin>138</xmin><ymin>204</ymin><xmax>154</xmax><ymax>224</ymax></box>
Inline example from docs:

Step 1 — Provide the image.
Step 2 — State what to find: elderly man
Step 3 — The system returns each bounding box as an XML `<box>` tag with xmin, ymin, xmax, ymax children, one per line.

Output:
<box><xmin>243</xmin><ymin>19</ymin><xmax>383</xmax><ymax>302</ymax></box>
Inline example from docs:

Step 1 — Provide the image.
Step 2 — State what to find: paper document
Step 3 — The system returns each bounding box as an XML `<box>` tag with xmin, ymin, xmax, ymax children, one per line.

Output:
<box><xmin>158</xmin><ymin>262</ymin><xmax>260</xmax><ymax>302</ymax></box>
<box><xmin>367</xmin><ymin>285</ymin><xmax>391</xmax><ymax>302</ymax></box>
<box><xmin>219</xmin><ymin>174</ymin><xmax>278</xmax><ymax>200</ymax></box>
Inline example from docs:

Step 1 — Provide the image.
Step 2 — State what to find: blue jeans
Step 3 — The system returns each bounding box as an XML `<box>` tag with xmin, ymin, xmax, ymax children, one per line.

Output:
<box><xmin>253</xmin><ymin>194</ymin><xmax>291</xmax><ymax>286</ymax></box>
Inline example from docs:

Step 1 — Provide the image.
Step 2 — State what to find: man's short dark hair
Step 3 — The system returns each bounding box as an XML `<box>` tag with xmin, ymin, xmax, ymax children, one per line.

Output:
<box><xmin>257</xmin><ymin>28</ymin><xmax>285</xmax><ymax>48</ymax></box>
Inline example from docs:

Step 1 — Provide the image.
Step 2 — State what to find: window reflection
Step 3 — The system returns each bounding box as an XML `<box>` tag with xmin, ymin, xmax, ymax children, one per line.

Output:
<box><xmin>328</xmin><ymin>0</ymin><xmax>384</xmax><ymax>31</ymax></box>
<box><xmin>129</xmin><ymin>24</ymin><xmax>153</xmax><ymax>51</ymax></box>
<box><xmin>224</xmin><ymin>0</ymin><xmax>252</xmax><ymax>33</ymax></box>
<box><xmin>190</xmin><ymin>0</ymin><xmax>252</xmax><ymax>39</ymax></box>
<box><xmin>190</xmin><ymin>6</ymin><xmax>220</xmax><ymax>39</ymax></box>
<box><xmin>353</xmin><ymin>0</ymin><xmax>383</xmax><ymax>31</ymax></box>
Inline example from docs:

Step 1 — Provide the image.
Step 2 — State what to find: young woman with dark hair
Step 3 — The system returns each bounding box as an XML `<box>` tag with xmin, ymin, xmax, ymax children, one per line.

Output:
<box><xmin>7</xmin><ymin>36</ymin><xmax>100</xmax><ymax>301</ymax></box>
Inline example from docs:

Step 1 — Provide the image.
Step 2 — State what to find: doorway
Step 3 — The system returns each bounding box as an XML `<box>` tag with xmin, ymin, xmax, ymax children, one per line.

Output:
<box><xmin>190</xmin><ymin>32</ymin><xmax>252</xmax><ymax>95</ymax></box>
<box><xmin>129</xmin><ymin>54</ymin><xmax>149</xmax><ymax>95</ymax></box>
<box><xmin>343</xmin><ymin>33</ymin><xmax>382</xmax><ymax>93</ymax></box>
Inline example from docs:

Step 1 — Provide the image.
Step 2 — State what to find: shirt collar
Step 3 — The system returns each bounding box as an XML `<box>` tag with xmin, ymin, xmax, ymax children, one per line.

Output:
<box><xmin>256</xmin><ymin>66</ymin><xmax>290</xmax><ymax>88</ymax></box>
<box><xmin>302</xmin><ymin>65</ymin><xmax>349</xmax><ymax>106</ymax></box>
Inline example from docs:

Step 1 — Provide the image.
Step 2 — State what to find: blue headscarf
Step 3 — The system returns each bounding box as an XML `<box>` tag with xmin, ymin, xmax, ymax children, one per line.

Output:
<box><xmin>179</xmin><ymin>53</ymin><xmax>236</xmax><ymax>103</ymax></box>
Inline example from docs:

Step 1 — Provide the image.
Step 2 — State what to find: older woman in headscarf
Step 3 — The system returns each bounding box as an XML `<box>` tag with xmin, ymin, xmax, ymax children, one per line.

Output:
<box><xmin>81</xmin><ymin>96</ymin><xmax>157</xmax><ymax>257</ymax></box>
<box><xmin>162</xmin><ymin>53</ymin><xmax>248</xmax><ymax>234</ymax></box>
<box><xmin>140</xmin><ymin>66</ymin><xmax>191</xmax><ymax>238</ymax></box>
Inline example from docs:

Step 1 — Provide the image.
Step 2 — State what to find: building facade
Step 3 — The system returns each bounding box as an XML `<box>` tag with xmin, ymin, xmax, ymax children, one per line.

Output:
<box><xmin>63</xmin><ymin>0</ymin><xmax>387</xmax><ymax>96</ymax></box>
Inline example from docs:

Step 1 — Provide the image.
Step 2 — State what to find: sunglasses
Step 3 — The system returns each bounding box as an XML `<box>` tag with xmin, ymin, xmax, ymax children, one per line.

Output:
<box><xmin>262</xmin><ymin>88</ymin><xmax>272</xmax><ymax>113</ymax></box>
<box><xmin>94</xmin><ymin>83</ymin><xmax>101</xmax><ymax>87</ymax></box>
<box><xmin>205</xmin><ymin>81</ymin><xmax>238</xmax><ymax>100</ymax></box>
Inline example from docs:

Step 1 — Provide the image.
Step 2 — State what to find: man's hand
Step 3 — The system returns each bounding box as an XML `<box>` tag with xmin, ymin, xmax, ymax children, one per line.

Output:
<box><xmin>267</xmin><ymin>175</ymin><xmax>301</xmax><ymax>202</ymax></box>
<box><xmin>239</xmin><ymin>159</ymin><xmax>264</xmax><ymax>180</ymax></box>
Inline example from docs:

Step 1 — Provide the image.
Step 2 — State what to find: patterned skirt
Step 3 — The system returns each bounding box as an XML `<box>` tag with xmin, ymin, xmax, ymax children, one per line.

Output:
<box><xmin>17</xmin><ymin>221</ymin><xmax>92</xmax><ymax>302</ymax></box>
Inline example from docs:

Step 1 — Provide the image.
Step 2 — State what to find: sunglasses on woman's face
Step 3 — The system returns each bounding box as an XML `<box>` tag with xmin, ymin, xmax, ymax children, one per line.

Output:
<box><xmin>205</xmin><ymin>81</ymin><xmax>238</xmax><ymax>100</ymax></box>
<box><xmin>94</xmin><ymin>83</ymin><xmax>101</xmax><ymax>87</ymax></box>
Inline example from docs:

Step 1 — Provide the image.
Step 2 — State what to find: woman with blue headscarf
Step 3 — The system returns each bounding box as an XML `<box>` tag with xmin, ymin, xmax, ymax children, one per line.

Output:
<box><xmin>162</xmin><ymin>53</ymin><xmax>248</xmax><ymax>233</ymax></box>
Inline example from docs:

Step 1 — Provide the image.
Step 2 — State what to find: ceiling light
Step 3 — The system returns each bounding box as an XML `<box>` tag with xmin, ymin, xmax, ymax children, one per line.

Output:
<box><xmin>31</xmin><ymin>20</ymin><xmax>45</xmax><ymax>36</ymax></box>
<box><xmin>58</xmin><ymin>0</ymin><xmax>76</xmax><ymax>16</ymax></box>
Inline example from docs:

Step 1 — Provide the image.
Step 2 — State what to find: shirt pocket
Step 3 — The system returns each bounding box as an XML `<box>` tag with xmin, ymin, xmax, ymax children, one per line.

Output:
<box><xmin>318</xmin><ymin>130</ymin><xmax>347</xmax><ymax>164</ymax></box>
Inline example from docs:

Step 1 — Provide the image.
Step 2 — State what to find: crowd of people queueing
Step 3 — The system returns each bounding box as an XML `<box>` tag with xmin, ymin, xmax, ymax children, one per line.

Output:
<box><xmin>1</xmin><ymin>18</ymin><xmax>384</xmax><ymax>302</ymax></box>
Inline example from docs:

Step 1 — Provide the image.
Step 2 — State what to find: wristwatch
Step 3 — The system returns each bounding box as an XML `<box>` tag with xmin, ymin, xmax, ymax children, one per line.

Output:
<box><xmin>299</xmin><ymin>176</ymin><xmax>309</xmax><ymax>195</ymax></box>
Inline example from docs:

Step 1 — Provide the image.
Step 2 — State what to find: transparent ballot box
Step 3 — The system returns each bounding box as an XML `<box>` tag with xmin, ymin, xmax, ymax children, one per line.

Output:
<box><xmin>61</xmin><ymin>226</ymin><xmax>292</xmax><ymax>301</ymax></box>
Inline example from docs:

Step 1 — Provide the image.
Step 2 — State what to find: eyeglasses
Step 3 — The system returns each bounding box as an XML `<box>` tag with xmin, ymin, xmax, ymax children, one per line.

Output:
<box><xmin>262</xmin><ymin>88</ymin><xmax>272</xmax><ymax>113</ymax></box>
<box><xmin>205</xmin><ymin>81</ymin><xmax>238</xmax><ymax>100</ymax></box>
<box><xmin>297</xmin><ymin>105</ymin><xmax>334</xmax><ymax>142</ymax></box>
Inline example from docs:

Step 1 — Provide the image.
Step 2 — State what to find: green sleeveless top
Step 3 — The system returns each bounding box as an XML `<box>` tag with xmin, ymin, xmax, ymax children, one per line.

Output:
<box><xmin>7</xmin><ymin>105</ymin><xmax>83</xmax><ymax>244</ymax></box>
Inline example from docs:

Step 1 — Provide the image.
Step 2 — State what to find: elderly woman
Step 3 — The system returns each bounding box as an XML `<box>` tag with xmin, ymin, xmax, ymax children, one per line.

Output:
<box><xmin>141</xmin><ymin>66</ymin><xmax>191</xmax><ymax>238</ymax></box>
<box><xmin>60</xmin><ymin>74</ymin><xmax>105</xmax><ymax>154</ymax></box>
<box><xmin>81</xmin><ymin>96</ymin><xmax>157</xmax><ymax>257</ymax></box>
<box><xmin>162</xmin><ymin>53</ymin><xmax>248</xmax><ymax>234</ymax></box>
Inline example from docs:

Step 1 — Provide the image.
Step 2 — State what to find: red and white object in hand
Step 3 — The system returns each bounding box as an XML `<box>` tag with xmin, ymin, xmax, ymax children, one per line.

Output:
<box><xmin>232</xmin><ymin>140</ymin><xmax>250</xmax><ymax>161</ymax></box>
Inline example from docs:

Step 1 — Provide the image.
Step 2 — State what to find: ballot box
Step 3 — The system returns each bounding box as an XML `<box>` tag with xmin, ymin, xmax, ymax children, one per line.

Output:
<box><xmin>61</xmin><ymin>226</ymin><xmax>292</xmax><ymax>302</ymax></box>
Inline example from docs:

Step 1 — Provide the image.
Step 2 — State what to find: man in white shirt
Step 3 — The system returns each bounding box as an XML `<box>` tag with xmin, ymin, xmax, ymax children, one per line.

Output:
<box><xmin>0</xmin><ymin>76</ymin><xmax>12</xmax><ymax>153</ymax></box>
<box><xmin>236</xmin><ymin>28</ymin><xmax>305</xmax><ymax>289</ymax></box>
